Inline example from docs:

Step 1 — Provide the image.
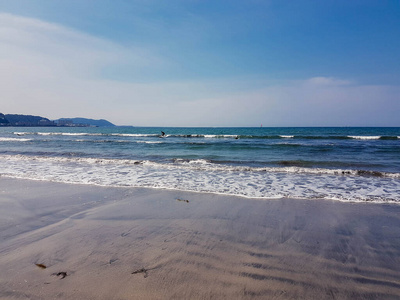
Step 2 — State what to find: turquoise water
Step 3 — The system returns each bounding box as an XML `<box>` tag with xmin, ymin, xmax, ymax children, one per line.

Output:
<box><xmin>0</xmin><ymin>127</ymin><xmax>399</xmax><ymax>202</ymax></box>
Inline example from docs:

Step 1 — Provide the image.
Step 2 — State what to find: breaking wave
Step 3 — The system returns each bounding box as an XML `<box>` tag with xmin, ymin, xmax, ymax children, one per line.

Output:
<box><xmin>12</xmin><ymin>131</ymin><xmax>399</xmax><ymax>140</ymax></box>
<box><xmin>0</xmin><ymin>155</ymin><xmax>398</xmax><ymax>178</ymax></box>
<box><xmin>0</xmin><ymin>137</ymin><xmax>32</xmax><ymax>142</ymax></box>
<box><xmin>0</xmin><ymin>154</ymin><xmax>399</xmax><ymax>204</ymax></box>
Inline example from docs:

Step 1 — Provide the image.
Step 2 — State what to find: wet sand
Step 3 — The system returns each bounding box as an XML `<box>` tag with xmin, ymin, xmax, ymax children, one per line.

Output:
<box><xmin>0</xmin><ymin>177</ymin><xmax>399</xmax><ymax>299</ymax></box>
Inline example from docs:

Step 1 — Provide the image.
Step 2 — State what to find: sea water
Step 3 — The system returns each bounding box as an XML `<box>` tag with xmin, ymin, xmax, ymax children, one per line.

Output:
<box><xmin>0</xmin><ymin>127</ymin><xmax>399</xmax><ymax>203</ymax></box>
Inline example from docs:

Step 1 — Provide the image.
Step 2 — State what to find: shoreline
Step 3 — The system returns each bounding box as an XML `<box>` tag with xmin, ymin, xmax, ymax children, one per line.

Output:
<box><xmin>2</xmin><ymin>174</ymin><xmax>400</xmax><ymax>206</ymax></box>
<box><xmin>0</xmin><ymin>177</ymin><xmax>400</xmax><ymax>299</ymax></box>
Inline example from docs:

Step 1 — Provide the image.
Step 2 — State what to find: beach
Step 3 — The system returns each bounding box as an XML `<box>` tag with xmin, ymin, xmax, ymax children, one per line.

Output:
<box><xmin>2</xmin><ymin>1</ymin><xmax>400</xmax><ymax>298</ymax></box>
<box><xmin>0</xmin><ymin>178</ymin><xmax>399</xmax><ymax>299</ymax></box>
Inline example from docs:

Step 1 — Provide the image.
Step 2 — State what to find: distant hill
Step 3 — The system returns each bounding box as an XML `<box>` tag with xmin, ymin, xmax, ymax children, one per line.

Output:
<box><xmin>1</xmin><ymin>114</ymin><xmax>54</xmax><ymax>126</ymax></box>
<box><xmin>0</xmin><ymin>113</ymin><xmax>115</xmax><ymax>127</ymax></box>
<box><xmin>0</xmin><ymin>113</ymin><xmax>9</xmax><ymax>125</ymax></box>
<box><xmin>55</xmin><ymin>118</ymin><xmax>115</xmax><ymax>127</ymax></box>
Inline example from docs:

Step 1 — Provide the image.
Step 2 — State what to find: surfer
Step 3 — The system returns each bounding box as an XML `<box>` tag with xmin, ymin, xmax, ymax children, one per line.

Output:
<box><xmin>160</xmin><ymin>131</ymin><xmax>166</xmax><ymax>137</ymax></box>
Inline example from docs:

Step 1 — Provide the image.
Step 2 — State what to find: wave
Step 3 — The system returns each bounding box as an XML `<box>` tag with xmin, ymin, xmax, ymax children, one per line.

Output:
<box><xmin>348</xmin><ymin>136</ymin><xmax>381</xmax><ymax>140</ymax></box>
<box><xmin>14</xmin><ymin>132</ymin><xmax>103</xmax><ymax>136</ymax></box>
<box><xmin>173</xmin><ymin>158</ymin><xmax>211</xmax><ymax>165</ymax></box>
<box><xmin>11</xmin><ymin>131</ymin><xmax>399</xmax><ymax>140</ymax></box>
<box><xmin>73</xmin><ymin>139</ymin><xmax>163</xmax><ymax>144</ymax></box>
<box><xmin>1</xmin><ymin>154</ymin><xmax>399</xmax><ymax>204</ymax></box>
<box><xmin>1</xmin><ymin>154</ymin><xmax>398</xmax><ymax>179</ymax></box>
<box><xmin>111</xmin><ymin>133</ymin><xmax>159</xmax><ymax>137</ymax></box>
<box><xmin>170</xmin><ymin>159</ymin><xmax>400</xmax><ymax>178</ymax></box>
<box><xmin>0</xmin><ymin>154</ymin><xmax>141</xmax><ymax>165</ymax></box>
<box><xmin>0</xmin><ymin>137</ymin><xmax>32</xmax><ymax>142</ymax></box>
<box><xmin>136</xmin><ymin>141</ymin><xmax>164</xmax><ymax>144</ymax></box>
<box><xmin>204</xmin><ymin>134</ymin><xmax>238</xmax><ymax>138</ymax></box>
<box><xmin>13</xmin><ymin>132</ymin><xmax>29</xmax><ymax>136</ymax></box>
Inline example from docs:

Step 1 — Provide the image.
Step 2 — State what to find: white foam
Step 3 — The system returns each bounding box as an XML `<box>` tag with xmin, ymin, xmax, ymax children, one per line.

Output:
<box><xmin>348</xmin><ymin>136</ymin><xmax>381</xmax><ymax>140</ymax></box>
<box><xmin>35</xmin><ymin>132</ymin><xmax>103</xmax><ymax>136</ymax></box>
<box><xmin>280</xmin><ymin>135</ymin><xmax>294</xmax><ymax>138</ymax></box>
<box><xmin>2</xmin><ymin>154</ymin><xmax>398</xmax><ymax>178</ymax></box>
<box><xmin>0</xmin><ymin>137</ymin><xmax>31</xmax><ymax>142</ymax></box>
<box><xmin>112</xmin><ymin>133</ymin><xmax>159</xmax><ymax>137</ymax></box>
<box><xmin>203</xmin><ymin>134</ymin><xmax>238</xmax><ymax>138</ymax></box>
<box><xmin>178</xmin><ymin>159</ymin><xmax>211</xmax><ymax>165</ymax></box>
<box><xmin>61</xmin><ymin>133</ymin><xmax>94</xmax><ymax>136</ymax></box>
<box><xmin>0</xmin><ymin>154</ymin><xmax>399</xmax><ymax>203</ymax></box>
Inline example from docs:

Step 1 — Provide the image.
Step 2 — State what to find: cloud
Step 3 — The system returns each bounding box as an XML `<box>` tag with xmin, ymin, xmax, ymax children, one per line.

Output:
<box><xmin>305</xmin><ymin>77</ymin><xmax>352</xmax><ymax>86</ymax></box>
<box><xmin>0</xmin><ymin>13</ymin><xmax>166</xmax><ymax>77</ymax></box>
<box><xmin>0</xmin><ymin>13</ymin><xmax>398</xmax><ymax>127</ymax></box>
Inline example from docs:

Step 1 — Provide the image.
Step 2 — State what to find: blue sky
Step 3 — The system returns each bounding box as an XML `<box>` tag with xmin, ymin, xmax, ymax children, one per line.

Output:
<box><xmin>0</xmin><ymin>0</ymin><xmax>399</xmax><ymax>126</ymax></box>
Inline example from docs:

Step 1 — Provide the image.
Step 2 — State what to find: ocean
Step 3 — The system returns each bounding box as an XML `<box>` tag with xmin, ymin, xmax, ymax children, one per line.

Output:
<box><xmin>0</xmin><ymin>126</ymin><xmax>399</xmax><ymax>203</ymax></box>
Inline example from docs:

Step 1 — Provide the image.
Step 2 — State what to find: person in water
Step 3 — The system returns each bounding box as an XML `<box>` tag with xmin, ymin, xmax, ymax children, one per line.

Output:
<box><xmin>161</xmin><ymin>131</ymin><xmax>165</xmax><ymax>137</ymax></box>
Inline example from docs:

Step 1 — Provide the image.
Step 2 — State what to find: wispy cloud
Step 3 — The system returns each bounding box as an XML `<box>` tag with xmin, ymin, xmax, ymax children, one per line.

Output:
<box><xmin>305</xmin><ymin>77</ymin><xmax>352</xmax><ymax>86</ymax></box>
<box><xmin>0</xmin><ymin>13</ymin><xmax>166</xmax><ymax>79</ymax></box>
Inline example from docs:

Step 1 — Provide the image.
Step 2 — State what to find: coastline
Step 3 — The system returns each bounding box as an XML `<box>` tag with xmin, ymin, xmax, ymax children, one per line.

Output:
<box><xmin>0</xmin><ymin>178</ymin><xmax>399</xmax><ymax>299</ymax></box>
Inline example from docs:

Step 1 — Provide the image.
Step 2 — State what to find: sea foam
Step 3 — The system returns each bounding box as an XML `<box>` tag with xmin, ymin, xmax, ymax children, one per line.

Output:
<box><xmin>348</xmin><ymin>136</ymin><xmax>381</xmax><ymax>140</ymax></box>
<box><xmin>0</xmin><ymin>137</ymin><xmax>32</xmax><ymax>142</ymax></box>
<box><xmin>0</xmin><ymin>154</ymin><xmax>399</xmax><ymax>203</ymax></box>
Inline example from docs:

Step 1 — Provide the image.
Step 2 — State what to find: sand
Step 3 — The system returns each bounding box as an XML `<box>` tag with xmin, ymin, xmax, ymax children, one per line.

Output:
<box><xmin>0</xmin><ymin>177</ymin><xmax>399</xmax><ymax>299</ymax></box>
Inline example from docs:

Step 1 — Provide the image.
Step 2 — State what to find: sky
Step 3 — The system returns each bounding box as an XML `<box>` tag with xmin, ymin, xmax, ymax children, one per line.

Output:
<box><xmin>0</xmin><ymin>0</ymin><xmax>399</xmax><ymax>127</ymax></box>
